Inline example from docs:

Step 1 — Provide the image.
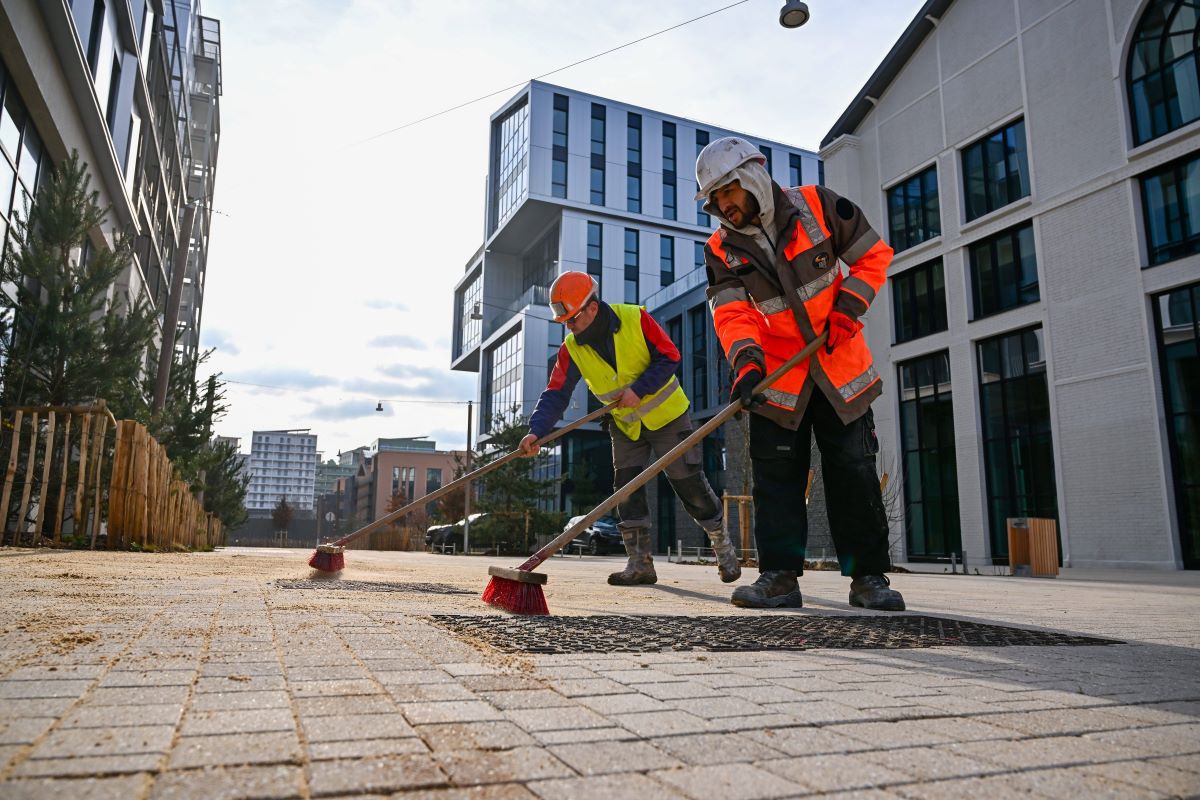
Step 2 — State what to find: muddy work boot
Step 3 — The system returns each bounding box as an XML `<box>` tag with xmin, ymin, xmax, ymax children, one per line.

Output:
<box><xmin>849</xmin><ymin>575</ymin><xmax>906</xmax><ymax>611</ymax></box>
<box><xmin>730</xmin><ymin>570</ymin><xmax>802</xmax><ymax>608</ymax></box>
<box><xmin>704</xmin><ymin>526</ymin><xmax>742</xmax><ymax>583</ymax></box>
<box><xmin>608</xmin><ymin>528</ymin><xmax>657</xmax><ymax>585</ymax></box>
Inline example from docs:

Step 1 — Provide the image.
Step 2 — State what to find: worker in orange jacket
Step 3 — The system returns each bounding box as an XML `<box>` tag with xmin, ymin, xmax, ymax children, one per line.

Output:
<box><xmin>695</xmin><ymin>136</ymin><xmax>905</xmax><ymax>611</ymax></box>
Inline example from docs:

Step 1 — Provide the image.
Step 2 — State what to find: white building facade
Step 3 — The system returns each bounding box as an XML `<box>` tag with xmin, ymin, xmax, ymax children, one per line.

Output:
<box><xmin>451</xmin><ymin>81</ymin><xmax>819</xmax><ymax>524</ymax></box>
<box><xmin>819</xmin><ymin>0</ymin><xmax>1199</xmax><ymax>569</ymax></box>
<box><xmin>246</xmin><ymin>429</ymin><xmax>318</xmax><ymax>513</ymax></box>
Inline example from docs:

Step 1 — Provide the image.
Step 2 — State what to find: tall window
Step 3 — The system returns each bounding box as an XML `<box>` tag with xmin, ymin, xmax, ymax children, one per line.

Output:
<box><xmin>898</xmin><ymin>352</ymin><xmax>961</xmax><ymax>560</ymax></box>
<box><xmin>892</xmin><ymin>258</ymin><xmax>947</xmax><ymax>344</ymax></box>
<box><xmin>87</xmin><ymin>0</ymin><xmax>106</xmax><ymax>76</ymax></box>
<box><xmin>969</xmin><ymin>222</ymin><xmax>1039</xmax><ymax>319</ymax></box>
<box><xmin>789</xmin><ymin>153</ymin><xmax>803</xmax><ymax>187</ymax></box>
<box><xmin>551</xmin><ymin>93</ymin><xmax>568</xmax><ymax>199</ymax></box>
<box><xmin>694</xmin><ymin>241</ymin><xmax>705</xmax><ymax>273</ymax></box>
<box><xmin>0</xmin><ymin>59</ymin><xmax>45</xmax><ymax>247</ymax></box>
<box><xmin>1141</xmin><ymin>152</ymin><xmax>1200</xmax><ymax>264</ymax></box>
<box><xmin>492</xmin><ymin>99</ymin><xmax>530</xmax><ymax>230</ymax></box>
<box><xmin>962</xmin><ymin>119</ymin><xmax>1029</xmax><ymax>221</ymax></box>
<box><xmin>587</xmin><ymin>221</ymin><xmax>603</xmax><ymax>295</ymax></box>
<box><xmin>758</xmin><ymin>144</ymin><xmax>773</xmax><ymax>176</ymax></box>
<box><xmin>425</xmin><ymin>468</ymin><xmax>443</xmax><ymax>518</ymax></box>
<box><xmin>627</xmin><ymin>113</ymin><xmax>642</xmax><ymax>213</ymax></box>
<box><xmin>1129</xmin><ymin>0</ymin><xmax>1200</xmax><ymax>145</ymax></box>
<box><xmin>105</xmin><ymin>54</ymin><xmax>121</xmax><ymax>132</ymax></box>
<box><xmin>590</xmin><ymin>103</ymin><xmax>605</xmax><ymax>206</ymax></box>
<box><xmin>695</xmin><ymin>129</ymin><xmax>710</xmax><ymax>227</ymax></box>
<box><xmin>660</xmin><ymin>235</ymin><xmax>674</xmax><ymax>287</ymax></box>
<box><xmin>662</xmin><ymin>121</ymin><xmax>676</xmax><ymax>220</ymax></box>
<box><xmin>484</xmin><ymin>332</ymin><xmax>522</xmax><ymax>432</ymax></box>
<box><xmin>455</xmin><ymin>271</ymin><xmax>482</xmax><ymax>359</ymax></box>
<box><xmin>887</xmin><ymin>165</ymin><xmax>940</xmax><ymax>251</ymax></box>
<box><xmin>1154</xmin><ymin>282</ymin><xmax>1200</xmax><ymax>568</ymax></box>
<box><xmin>977</xmin><ymin>326</ymin><xmax>1058</xmax><ymax>561</ymax></box>
<box><xmin>391</xmin><ymin>466</ymin><xmax>400</xmax><ymax>494</ymax></box>
<box><xmin>623</xmin><ymin>228</ymin><xmax>639</xmax><ymax>303</ymax></box>
<box><xmin>522</xmin><ymin>225</ymin><xmax>558</xmax><ymax>289</ymax></box>
<box><xmin>689</xmin><ymin>305</ymin><xmax>708</xmax><ymax>409</ymax></box>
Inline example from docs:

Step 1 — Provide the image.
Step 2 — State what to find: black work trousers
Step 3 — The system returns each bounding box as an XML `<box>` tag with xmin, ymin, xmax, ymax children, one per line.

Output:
<box><xmin>750</xmin><ymin>389</ymin><xmax>891</xmax><ymax>577</ymax></box>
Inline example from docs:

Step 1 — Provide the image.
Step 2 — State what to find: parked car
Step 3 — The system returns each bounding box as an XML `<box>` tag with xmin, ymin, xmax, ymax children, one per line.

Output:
<box><xmin>430</xmin><ymin>513</ymin><xmax>488</xmax><ymax>552</ymax></box>
<box><xmin>425</xmin><ymin>524</ymin><xmax>453</xmax><ymax>547</ymax></box>
<box><xmin>569</xmin><ymin>514</ymin><xmax>623</xmax><ymax>555</ymax></box>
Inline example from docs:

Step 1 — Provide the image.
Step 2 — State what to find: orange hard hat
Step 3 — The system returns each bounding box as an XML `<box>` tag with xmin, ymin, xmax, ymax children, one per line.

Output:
<box><xmin>548</xmin><ymin>271</ymin><xmax>598</xmax><ymax>322</ymax></box>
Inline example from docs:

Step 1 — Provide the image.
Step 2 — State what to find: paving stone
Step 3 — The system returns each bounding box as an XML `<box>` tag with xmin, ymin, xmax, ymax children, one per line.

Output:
<box><xmin>0</xmin><ymin>717</ymin><xmax>55</xmax><ymax>745</ymax></box>
<box><xmin>389</xmin><ymin>683</ymin><xmax>478</xmax><ymax>703</ymax></box>
<box><xmin>504</xmin><ymin>706</ymin><xmax>611</xmax><ymax>733</ymax></box>
<box><xmin>295</xmin><ymin>694</ymin><xmax>397</xmax><ymax>716</ymax></box>
<box><xmin>759</xmin><ymin>699</ymin><xmax>872</xmax><ymax>724</ymax></box>
<box><xmin>181</xmin><ymin>708</ymin><xmax>296</xmax><ymax>736</ymax></box>
<box><xmin>59</xmin><ymin>703</ymin><xmax>183</xmax><ymax>730</ymax></box>
<box><xmin>396</xmin><ymin>784</ymin><xmax>537</xmax><ymax>799</ymax></box>
<box><xmin>98</xmin><ymin>670</ymin><xmax>195</xmax><ymax>688</ymax></box>
<box><xmin>532</xmin><ymin>727</ymin><xmax>637</xmax><ymax>746</ymax></box>
<box><xmin>1085</xmin><ymin>723</ymin><xmax>1200</xmax><ymax>756</ymax></box>
<box><xmin>1155</xmin><ymin>753</ymin><xmax>1200</xmax><ymax>773</ymax></box>
<box><xmin>0</xmin><ymin>698</ymin><xmax>76</xmax><ymax>718</ymax></box>
<box><xmin>168</xmin><ymin>731</ymin><xmax>301</xmax><ymax>769</ymax></box>
<box><xmin>758</xmin><ymin>753</ymin><xmax>915</xmax><ymax>793</ymax></box>
<box><xmin>375</xmin><ymin>670</ymin><xmax>455</xmax><ymax>686</ymax></box>
<box><xmin>611</xmin><ymin>710</ymin><xmax>712</xmax><ymax>737</ymax></box>
<box><xmin>548</xmin><ymin>678</ymin><xmax>632</xmax><ymax>697</ymax></box>
<box><xmin>650</xmin><ymin>732</ymin><xmax>786</xmax><ymax>765</ymax></box>
<box><xmin>441</xmin><ymin>663</ymin><xmax>501</xmax><ymax>677</ymax></box>
<box><xmin>306</xmin><ymin>753</ymin><xmax>445</xmax><ymax>797</ymax></box>
<box><xmin>941</xmin><ymin>735</ymin><xmax>1146</xmax><ymax>769</ymax></box>
<box><xmin>191</xmin><ymin>690</ymin><xmax>291</xmax><ymax>712</ymax></box>
<box><xmin>861</xmin><ymin>746</ymin><xmax>1000</xmax><ymax>781</ymax></box>
<box><xmin>150</xmin><ymin>765</ymin><xmax>303</xmax><ymax>799</ymax></box>
<box><xmin>404</xmin><ymin>701</ymin><xmax>504</xmax><ymax>725</ymax></box>
<box><xmin>0</xmin><ymin>679</ymin><xmax>92</xmax><ymax>699</ymax></box>
<box><xmin>458</xmin><ymin>675</ymin><xmax>545</xmax><ymax>693</ymax></box>
<box><xmin>436</xmin><ymin>746</ymin><xmax>575</xmax><ymax>785</ymax></box>
<box><xmin>300</xmin><ymin>712</ymin><xmax>416</xmax><ymax>741</ymax></box>
<box><xmin>89</xmin><ymin>686</ymin><xmax>190</xmax><ymax>706</ymax></box>
<box><xmin>529</xmin><ymin>771</ymin><xmax>686</xmax><ymax>800</ymax></box>
<box><xmin>13</xmin><ymin>753</ymin><xmax>162</xmax><ymax>777</ymax></box>
<box><xmin>31</xmin><ymin>724</ymin><xmax>175</xmax><ymax>758</ymax></box>
<box><xmin>3</xmin><ymin>665</ymin><xmax>107</xmax><ymax>681</ymax></box>
<box><xmin>701</xmin><ymin>713</ymin><xmax>801</xmax><ymax>732</ymax></box>
<box><xmin>307</xmin><ymin>736</ymin><xmax>429</xmax><ymax>760</ymax></box>
<box><xmin>418</xmin><ymin>721</ymin><xmax>538</xmax><ymax>751</ymax></box>
<box><xmin>0</xmin><ymin>773</ymin><xmax>150</xmax><ymax>799</ymax></box>
<box><xmin>667</xmin><ymin>696</ymin><xmax>767</xmax><ymax>720</ymax></box>
<box><xmin>998</xmin><ymin>765</ymin><xmax>1164</xmax><ymax>799</ymax></box>
<box><xmin>479</xmin><ymin>690</ymin><xmax>575</xmax><ymax>710</ymax></box>
<box><xmin>200</xmin><ymin>662</ymin><xmax>285</xmax><ymax>678</ymax></box>
<box><xmin>548</xmin><ymin>740</ymin><xmax>681</xmax><ymax>775</ymax></box>
<box><xmin>574</xmin><ymin>692</ymin><xmax>669</xmax><ymax>715</ymax></box>
<box><xmin>1080</xmin><ymin>758</ymin><xmax>1200</xmax><ymax>796</ymax></box>
<box><xmin>651</xmin><ymin>762</ymin><xmax>803</xmax><ymax>799</ymax></box>
<box><xmin>832</xmin><ymin>720</ymin><xmax>959</xmax><ymax>748</ymax></box>
<box><xmin>980</xmin><ymin>707</ymin><xmax>1148</xmax><ymax>737</ymax></box>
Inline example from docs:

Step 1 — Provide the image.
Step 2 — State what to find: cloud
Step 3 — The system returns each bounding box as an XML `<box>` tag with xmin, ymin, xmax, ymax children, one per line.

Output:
<box><xmin>308</xmin><ymin>398</ymin><xmax>395</xmax><ymax>421</ymax></box>
<box><xmin>200</xmin><ymin>327</ymin><xmax>240</xmax><ymax>356</ymax></box>
<box><xmin>367</xmin><ymin>334</ymin><xmax>426</xmax><ymax>349</ymax></box>
<box><xmin>364</xmin><ymin>299</ymin><xmax>408</xmax><ymax>311</ymax></box>
<box><xmin>225</xmin><ymin>367</ymin><xmax>338</xmax><ymax>390</ymax></box>
<box><xmin>340</xmin><ymin>377</ymin><xmax>426</xmax><ymax>396</ymax></box>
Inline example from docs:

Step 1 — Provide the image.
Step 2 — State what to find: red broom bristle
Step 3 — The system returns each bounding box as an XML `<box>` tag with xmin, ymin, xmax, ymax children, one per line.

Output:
<box><xmin>482</xmin><ymin>576</ymin><xmax>549</xmax><ymax>615</ymax></box>
<box><xmin>307</xmin><ymin>549</ymin><xmax>345</xmax><ymax>573</ymax></box>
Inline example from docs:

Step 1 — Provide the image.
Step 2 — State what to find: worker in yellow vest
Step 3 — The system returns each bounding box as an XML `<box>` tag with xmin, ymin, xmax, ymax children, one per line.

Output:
<box><xmin>518</xmin><ymin>271</ymin><xmax>739</xmax><ymax>586</ymax></box>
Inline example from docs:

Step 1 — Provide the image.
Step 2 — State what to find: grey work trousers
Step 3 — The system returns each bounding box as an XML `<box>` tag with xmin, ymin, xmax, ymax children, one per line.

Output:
<box><xmin>609</xmin><ymin>412</ymin><xmax>722</xmax><ymax>534</ymax></box>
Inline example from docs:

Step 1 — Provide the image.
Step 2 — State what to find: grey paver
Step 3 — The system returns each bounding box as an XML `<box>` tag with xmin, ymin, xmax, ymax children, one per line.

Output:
<box><xmin>306</xmin><ymin>753</ymin><xmax>445</xmax><ymax>797</ymax></box>
<box><xmin>89</xmin><ymin>686</ymin><xmax>190</xmax><ymax>706</ymax></box>
<box><xmin>611</xmin><ymin>709</ymin><xmax>712</xmax><ymax>737</ymax></box>
<box><xmin>548</xmin><ymin>740</ymin><xmax>681</xmax><ymax>775</ymax></box>
<box><xmin>1084</xmin><ymin>723</ymin><xmax>1200</xmax><ymax>756</ymax></box>
<box><xmin>97</xmin><ymin>670</ymin><xmax>195</xmax><ymax>688</ymax></box>
<box><xmin>861</xmin><ymin>746</ymin><xmax>1000</xmax><ymax>781</ymax></box>
<box><xmin>651</xmin><ymin>762</ymin><xmax>803</xmax><ymax>799</ymax></box>
<box><xmin>940</xmin><ymin>735</ymin><xmax>1146</xmax><ymax>770</ymax></box>
<box><xmin>574</xmin><ymin>692</ymin><xmax>669</xmax><ymax>715</ymax></box>
<box><xmin>300</xmin><ymin>712</ymin><xmax>416</xmax><ymax>741</ymax></box>
<box><xmin>529</xmin><ymin>771</ymin><xmax>686</xmax><ymax>800</ymax></box>
<box><xmin>532</xmin><ymin>727</ymin><xmax>636</xmax><ymax>746</ymax></box>
<box><xmin>30</xmin><ymin>725</ymin><xmax>175</xmax><ymax>758</ymax></box>
<box><xmin>404</xmin><ymin>700</ymin><xmax>504</xmax><ymax>725</ymax></box>
<box><xmin>295</xmin><ymin>693</ymin><xmax>397</xmax><ymax>716</ymax></box>
<box><xmin>0</xmin><ymin>717</ymin><xmax>55</xmax><ymax>745</ymax></box>
<box><xmin>190</xmin><ymin>690</ymin><xmax>291</xmax><ymax>712</ymax></box>
<box><xmin>549</xmin><ymin>678</ymin><xmax>631</xmax><ymax>697</ymax></box>
<box><xmin>650</xmin><ymin>732</ymin><xmax>786</xmax><ymax>765</ymax></box>
<box><xmin>758</xmin><ymin>753</ymin><xmax>915</xmax><ymax>793</ymax></box>
<box><xmin>437</xmin><ymin>746</ymin><xmax>575</xmax><ymax>785</ymax></box>
<box><xmin>0</xmin><ymin>773</ymin><xmax>150</xmax><ymax>799</ymax></box>
<box><xmin>418</xmin><ymin>721</ymin><xmax>539</xmax><ymax>751</ymax></box>
<box><xmin>59</xmin><ymin>704</ymin><xmax>183</xmax><ymax>729</ymax></box>
<box><xmin>504</xmin><ymin>706</ymin><xmax>610</xmax><ymax>733</ymax></box>
<box><xmin>13</xmin><ymin>753</ymin><xmax>161</xmax><ymax>777</ymax></box>
<box><xmin>0</xmin><ymin>679</ymin><xmax>92</xmax><ymax>699</ymax></box>
<box><xmin>181</xmin><ymin>707</ymin><xmax>296</xmax><ymax>736</ymax></box>
<box><xmin>480</xmin><ymin>689</ymin><xmax>575</xmax><ymax>710</ymax></box>
<box><xmin>1080</xmin><ymin>758</ymin><xmax>1200</xmax><ymax>796</ymax></box>
<box><xmin>168</xmin><ymin>731</ymin><xmax>301</xmax><ymax>769</ymax></box>
<box><xmin>307</xmin><ymin>736</ymin><xmax>429</xmax><ymax>760</ymax></box>
<box><xmin>150</xmin><ymin>765</ymin><xmax>303</xmax><ymax>799</ymax></box>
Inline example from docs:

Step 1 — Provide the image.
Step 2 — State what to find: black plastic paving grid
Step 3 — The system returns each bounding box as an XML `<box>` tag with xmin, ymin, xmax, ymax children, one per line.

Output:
<box><xmin>277</xmin><ymin>579</ymin><xmax>476</xmax><ymax>595</ymax></box>
<box><xmin>429</xmin><ymin>614</ymin><xmax>1122</xmax><ymax>653</ymax></box>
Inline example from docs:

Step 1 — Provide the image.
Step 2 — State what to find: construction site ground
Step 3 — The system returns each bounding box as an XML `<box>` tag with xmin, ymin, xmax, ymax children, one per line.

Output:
<box><xmin>0</xmin><ymin>545</ymin><xmax>1197</xmax><ymax>799</ymax></box>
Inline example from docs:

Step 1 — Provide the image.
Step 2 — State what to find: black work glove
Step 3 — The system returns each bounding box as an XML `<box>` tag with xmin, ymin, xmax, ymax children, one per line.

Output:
<box><xmin>731</xmin><ymin>365</ymin><xmax>765</xmax><ymax>409</ymax></box>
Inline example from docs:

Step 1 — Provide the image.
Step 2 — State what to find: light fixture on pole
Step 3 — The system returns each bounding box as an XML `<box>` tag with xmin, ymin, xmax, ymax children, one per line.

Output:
<box><xmin>375</xmin><ymin>401</ymin><xmax>383</xmax><ymax>412</ymax></box>
<box><xmin>779</xmin><ymin>0</ymin><xmax>810</xmax><ymax>28</ymax></box>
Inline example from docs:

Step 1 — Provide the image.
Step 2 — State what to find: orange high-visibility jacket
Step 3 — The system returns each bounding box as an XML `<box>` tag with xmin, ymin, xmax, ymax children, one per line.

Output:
<box><xmin>704</xmin><ymin>183</ymin><xmax>893</xmax><ymax>427</ymax></box>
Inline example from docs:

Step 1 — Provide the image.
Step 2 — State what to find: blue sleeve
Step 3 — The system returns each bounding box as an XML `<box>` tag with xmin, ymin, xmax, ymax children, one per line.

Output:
<box><xmin>528</xmin><ymin>344</ymin><xmax>582</xmax><ymax>439</ymax></box>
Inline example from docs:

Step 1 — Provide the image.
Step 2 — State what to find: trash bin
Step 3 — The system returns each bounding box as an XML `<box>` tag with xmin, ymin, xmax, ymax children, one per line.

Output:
<box><xmin>1006</xmin><ymin>517</ymin><xmax>1059</xmax><ymax>578</ymax></box>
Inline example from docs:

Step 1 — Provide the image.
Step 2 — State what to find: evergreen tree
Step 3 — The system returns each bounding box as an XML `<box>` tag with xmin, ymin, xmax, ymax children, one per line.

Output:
<box><xmin>272</xmin><ymin>496</ymin><xmax>293</xmax><ymax>535</ymax></box>
<box><xmin>474</xmin><ymin>405</ymin><xmax>563</xmax><ymax>551</ymax></box>
<box><xmin>198</xmin><ymin>440</ymin><xmax>248</xmax><ymax>530</ymax></box>
<box><xmin>0</xmin><ymin>151</ymin><xmax>154</xmax><ymax>414</ymax></box>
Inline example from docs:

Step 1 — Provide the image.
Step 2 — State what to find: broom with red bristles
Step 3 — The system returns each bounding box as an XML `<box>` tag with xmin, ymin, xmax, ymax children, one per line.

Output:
<box><xmin>482</xmin><ymin>333</ymin><xmax>828</xmax><ymax>615</ymax></box>
<box><xmin>307</xmin><ymin>401</ymin><xmax>618</xmax><ymax>573</ymax></box>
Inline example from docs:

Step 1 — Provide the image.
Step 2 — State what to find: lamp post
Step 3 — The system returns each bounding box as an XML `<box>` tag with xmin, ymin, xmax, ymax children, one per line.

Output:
<box><xmin>779</xmin><ymin>0</ymin><xmax>810</xmax><ymax>28</ymax></box>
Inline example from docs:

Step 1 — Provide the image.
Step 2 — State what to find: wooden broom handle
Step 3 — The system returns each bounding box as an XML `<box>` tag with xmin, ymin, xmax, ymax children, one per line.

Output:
<box><xmin>330</xmin><ymin>400</ymin><xmax>618</xmax><ymax>547</ymax></box>
<box><xmin>515</xmin><ymin>332</ymin><xmax>829</xmax><ymax>571</ymax></box>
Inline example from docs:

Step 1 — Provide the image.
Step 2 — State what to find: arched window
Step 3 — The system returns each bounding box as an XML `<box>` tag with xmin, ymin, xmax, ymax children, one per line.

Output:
<box><xmin>1129</xmin><ymin>0</ymin><xmax>1200</xmax><ymax>145</ymax></box>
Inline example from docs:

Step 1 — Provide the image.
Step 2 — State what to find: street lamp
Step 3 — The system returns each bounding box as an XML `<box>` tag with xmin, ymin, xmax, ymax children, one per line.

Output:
<box><xmin>779</xmin><ymin>0</ymin><xmax>810</xmax><ymax>28</ymax></box>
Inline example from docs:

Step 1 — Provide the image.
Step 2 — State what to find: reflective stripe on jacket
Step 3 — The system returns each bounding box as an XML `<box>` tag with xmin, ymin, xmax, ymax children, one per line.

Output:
<box><xmin>564</xmin><ymin>304</ymin><xmax>690</xmax><ymax>441</ymax></box>
<box><xmin>705</xmin><ymin>183</ymin><xmax>892</xmax><ymax>427</ymax></box>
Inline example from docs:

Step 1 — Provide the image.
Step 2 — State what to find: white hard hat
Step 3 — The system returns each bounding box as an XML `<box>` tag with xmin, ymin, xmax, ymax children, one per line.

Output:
<box><xmin>694</xmin><ymin>136</ymin><xmax>767</xmax><ymax>200</ymax></box>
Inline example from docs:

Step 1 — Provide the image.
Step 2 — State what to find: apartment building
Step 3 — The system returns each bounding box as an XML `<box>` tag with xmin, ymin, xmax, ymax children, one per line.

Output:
<box><xmin>0</xmin><ymin>0</ymin><xmax>221</xmax><ymax>381</ymax></box>
<box><xmin>819</xmin><ymin>0</ymin><xmax>1198</xmax><ymax>569</ymax></box>
<box><xmin>334</xmin><ymin>437</ymin><xmax>461</xmax><ymax>526</ymax></box>
<box><xmin>450</xmin><ymin>80</ymin><xmax>818</xmax><ymax>551</ymax></box>
<box><xmin>246</xmin><ymin>429</ymin><xmax>318</xmax><ymax>513</ymax></box>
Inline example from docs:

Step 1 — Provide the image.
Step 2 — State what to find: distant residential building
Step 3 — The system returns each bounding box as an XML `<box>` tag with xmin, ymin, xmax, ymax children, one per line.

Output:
<box><xmin>819</xmin><ymin>0</ymin><xmax>1199</xmax><ymax>569</ymax></box>
<box><xmin>335</xmin><ymin>437</ymin><xmax>462</xmax><ymax>526</ymax></box>
<box><xmin>246</xmin><ymin>429</ymin><xmax>317</xmax><ymax>513</ymax></box>
<box><xmin>315</xmin><ymin>457</ymin><xmax>355</xmax><ymax>497</ymax></box>
<box><xmin>449</xmin><ymin>80</ymin><xmax>818</xmax><ymax>552</ymax></box>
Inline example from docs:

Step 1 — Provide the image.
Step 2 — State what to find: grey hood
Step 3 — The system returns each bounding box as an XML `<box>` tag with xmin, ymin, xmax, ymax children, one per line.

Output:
<box><xmin>702</xmin><ymin>161</ymin><xmax>779</xmax><ymax>263</ymax></box>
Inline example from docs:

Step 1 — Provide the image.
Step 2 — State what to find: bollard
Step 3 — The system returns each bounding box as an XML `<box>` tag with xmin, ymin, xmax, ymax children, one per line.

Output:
<box><xmin>961</xmin><ymin>551</ymin><xmax>968</xmax><ymax>573</ymax></box>
<box><xmin>950</xmin><ymin>552</ymin><xmax>958</xmax><ymax>574</ymax></box>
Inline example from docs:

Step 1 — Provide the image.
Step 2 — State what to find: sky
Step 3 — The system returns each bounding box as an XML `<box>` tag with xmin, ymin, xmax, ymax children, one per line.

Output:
<box><xmin>198</xmin><ymin>0</ymin><xmax>925</xmax><ymax>459</ymax></box>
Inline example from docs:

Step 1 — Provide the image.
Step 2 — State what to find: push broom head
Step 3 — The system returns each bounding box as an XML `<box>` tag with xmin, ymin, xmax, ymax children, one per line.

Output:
<box><xmin>482</xmin><ymin>566</ymin><xmax>549</xmax><ymax>615</ymax></box>
<box><xmin>308</xmin><ymin>544</ymin><xmax>345</xmax><ymax>574</ymax></box>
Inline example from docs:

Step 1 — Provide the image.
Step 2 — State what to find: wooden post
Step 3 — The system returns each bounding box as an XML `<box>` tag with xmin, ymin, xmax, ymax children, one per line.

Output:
<box><xmin>739</xmin><ymin>497</ymin><xmax>752</xmax><ymax>554</ymax></box>
<box><xmin>89</xmin><ymin>414</ymin><xmax>108</xmax><ymax>549</ymax></box>
<box><xmin>72</xmin><ymin>413</ymin><xmax>91</xmax><ymax>538</ymax></box>
<box><xmin>0</xmin><ymin>410</ymin><xmax>23</xmax><ymax>544</ymax></box>
<box><xmin>35</xmin><ymin>411</ymin><xmax>55</xmax><ymax>540</ymax></box>
<box><xmin>107</xmin><ymin>421</ymin><xmax>126</xmax><ymax>548</ymax></box>
<box><xmin>134</xmin><ymin>424</ymin><xmax>149</xmax><ymax>548</ymax></box>
<box><xmin>54</xmin><ymin>414</ymin><xmax>72</xmax><ymax>543</ymax></box>
<box><xmin>16</xmin><ymin>412</ymin><xmax>38</xmax><ymax>543</ymax></box>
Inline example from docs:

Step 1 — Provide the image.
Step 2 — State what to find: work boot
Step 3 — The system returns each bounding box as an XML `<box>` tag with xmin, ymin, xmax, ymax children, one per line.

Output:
<box><xmin>608</xmin><ymin>528</ymin><xmax>657</xmax><ymax>585</ymax></box>
<box><xmin>704</xmin><ymin>525</ymin><xmax>742</xmax><ymax>583</ymax></box>
<box><xmin>849</xmin><ymin>575</ymin><xmax>906</xmax><ymax>611</ymax></box>
<box><xmin>730</xmin><ymin>570</ymin><xmax>802</xmax><ymax>608</ymax></box>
